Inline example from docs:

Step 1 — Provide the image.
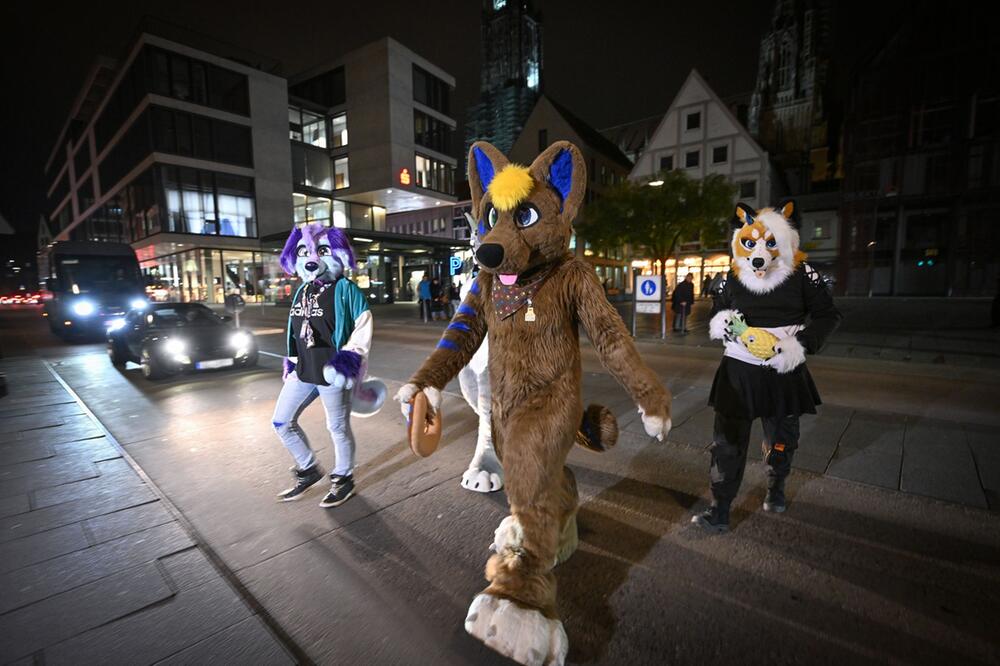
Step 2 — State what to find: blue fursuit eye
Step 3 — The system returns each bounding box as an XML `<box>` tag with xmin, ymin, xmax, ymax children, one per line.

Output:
<box><xmin>741</xmin><ymin>238</ymin><xmax>756</xmax><ymax>249</ymax></box>
<box><xmin>514</xmin><ymin>204</ymin><xmax>540</xmax><ymax>228</ymax></box>
<box><xmin>765</xmin><ymin>238</ymin><xmax>777</xmax><ymax>249</ymax></box>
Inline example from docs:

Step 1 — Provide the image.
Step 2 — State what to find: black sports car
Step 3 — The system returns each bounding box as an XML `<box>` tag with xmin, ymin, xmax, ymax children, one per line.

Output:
<box><xmin>107</xmin><ymin>302</ymin><xmax>258</xmax><ymax>380</ymax></box>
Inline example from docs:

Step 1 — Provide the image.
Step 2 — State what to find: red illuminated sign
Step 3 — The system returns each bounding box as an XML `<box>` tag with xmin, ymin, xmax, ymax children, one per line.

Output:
<box><xmin>399</xmin><ymin>168</ymin><xmax>412</xmax><ymax>186</ymax></box>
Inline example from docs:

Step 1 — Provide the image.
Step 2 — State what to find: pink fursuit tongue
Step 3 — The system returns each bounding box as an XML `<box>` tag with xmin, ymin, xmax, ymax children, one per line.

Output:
<box><xmin>498</xmin><ymin>274</ymin><xmax>518</xmax><ymax>286</ymax></box>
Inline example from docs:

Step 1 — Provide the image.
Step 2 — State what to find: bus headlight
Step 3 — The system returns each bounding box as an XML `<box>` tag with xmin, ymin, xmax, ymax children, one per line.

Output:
<box><xmin>73</xmin><ymin>300</ymin><xmax>95</xmax><ymax>317</ymax></box>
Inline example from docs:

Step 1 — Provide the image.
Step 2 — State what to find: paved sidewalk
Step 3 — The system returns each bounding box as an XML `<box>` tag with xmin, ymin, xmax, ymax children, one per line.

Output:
<box><xmin>0</xmin><ymin>356</ymin><xmax>295</xmax><ymax>664</ymax></box>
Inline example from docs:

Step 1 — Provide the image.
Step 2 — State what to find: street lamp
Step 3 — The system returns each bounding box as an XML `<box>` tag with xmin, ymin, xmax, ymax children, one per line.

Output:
<box><xmin>648</xmin><ymin>180</ymin><xmax>664</xmax><ymax>187</ymax></box>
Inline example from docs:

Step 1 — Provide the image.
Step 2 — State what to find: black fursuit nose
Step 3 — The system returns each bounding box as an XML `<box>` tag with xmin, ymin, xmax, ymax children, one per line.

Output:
<box><xmin>476</xmin><ymin>243</ymin><xmax>505</xmax><ymax>269</ymax></box>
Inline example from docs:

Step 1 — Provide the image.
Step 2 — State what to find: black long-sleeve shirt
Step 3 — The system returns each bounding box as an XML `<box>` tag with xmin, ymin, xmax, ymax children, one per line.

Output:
<box><xmin>711</xmin><ymin>264</ymin><xmax>841</xmax><ymax>355</ymax></box>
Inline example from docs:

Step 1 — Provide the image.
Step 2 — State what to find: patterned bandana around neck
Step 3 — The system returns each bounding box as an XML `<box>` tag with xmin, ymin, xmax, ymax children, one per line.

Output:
<box><xmin>492</xmin><ymin>262</ymin><xmax>557</xmax><ymax>320</ymax></box>
<box><xmin>299</xmin><ymin>280</ymin><xmax>334</xmax><ymax>348</ymax></box>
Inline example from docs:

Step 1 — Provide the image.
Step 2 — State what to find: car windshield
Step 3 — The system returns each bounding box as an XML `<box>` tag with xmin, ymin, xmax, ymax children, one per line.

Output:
<box><xmin>146</xmin><ymin>306</ymin><xmax>221</xmax><ymax>328</ymax></box>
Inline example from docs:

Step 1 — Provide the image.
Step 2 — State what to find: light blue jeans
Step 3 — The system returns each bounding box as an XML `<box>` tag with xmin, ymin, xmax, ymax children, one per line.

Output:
<box><xmin>272</xmin><ymin>374</ymin><xmax>354</xmax><ymax>477</ymax></box>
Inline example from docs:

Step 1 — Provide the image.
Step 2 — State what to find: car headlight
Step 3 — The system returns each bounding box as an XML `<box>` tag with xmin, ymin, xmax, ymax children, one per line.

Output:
<box><xmin>230</xmin><ymin>332</ymin><xmax>251</xmax><ymax>350</ymax></box>
<box><xmin>130</xmin><ymin>298</ymin><xmax>148</xmax><ymax>311</ymax></box>
<box><xmin>106</xmin><ymin>318</ymin><xmax>126</xmax><ymax>332</ymax></box>
<box><xmin>73</xmin><ymin>300</ymin><xmax>95</xmax><ymax>316</ymax></box>
<box><xmin>164</xmin><ymin>338</ymin><xmax>186</xmax><ymax>355</ymax></box>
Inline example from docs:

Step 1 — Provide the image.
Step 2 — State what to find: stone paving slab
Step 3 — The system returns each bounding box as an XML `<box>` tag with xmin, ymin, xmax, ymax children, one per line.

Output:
<box><xmin>0</xmin><ymin>356</ymin><xmax>292</xmax><ymax>664</ymax></box>
<box><xmin>84</xmin><ymin>501</ymin><xmax>174</xmax><ymax>544</ymax></box>
<box><xmin>0</xmin><ymin>483</ymin><xmax>157</xmax><ymax>542</ymax></box>
<box><xmin>153</xmin><ymin>615</ymin><xmax>294</xmax><ymax>666</ymax></box>
<box><xmin>43</xmin><ymin>578</ymin><xmax>254</xmax><ymax>666</ymax></box>
<box><xmin>902</xmin><ymin>420</ymin><xmax>988</xmax><ymax>509</ymax></box>
<box><xmin>0</xmin><ymin>522</ymin><xmax>193</xmax><ymax>613</ymax></box>
<box><xmin>0</xmin><ymin>561</ymin><xmax>173</xmax><ymax>662</ymax></box>
<box><xmin>31</xmin><ymin>458</ymin><xmax>142</xmax><ymax>509</ymax></box>
<box><xmin>0</xmin><ymin>522</ymin><xmax>89</xmax><ymax>574</ymax></box>
<box><xmin>0</xmin><ymin>494</ymin><xmax>29</xmax><ymax>519</ymax></box>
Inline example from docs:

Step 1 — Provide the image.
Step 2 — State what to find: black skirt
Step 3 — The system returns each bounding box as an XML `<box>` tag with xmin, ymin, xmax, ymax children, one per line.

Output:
<box><xmin>708</xmin><ymin>356</ymin><xmax>821</xmax><ymax>419</ymax></box>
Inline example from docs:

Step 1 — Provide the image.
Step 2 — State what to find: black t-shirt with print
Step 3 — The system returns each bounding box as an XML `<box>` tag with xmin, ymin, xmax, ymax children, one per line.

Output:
<box><xmin>289</xmin><ymin>280</ymin><xmax>339</xmax><ymax>385</ymax></box>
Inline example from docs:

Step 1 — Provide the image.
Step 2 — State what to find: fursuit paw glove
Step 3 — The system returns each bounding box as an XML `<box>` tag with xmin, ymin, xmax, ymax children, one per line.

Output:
<box><xmin>323</xmin><ymin>350</ymin><xmax>363</xmax><ymax>389</ymax></box>
<box><xmin>394</xmin><ymin>383</ymin><xmax>442</xmax><ymax>421</ymax></box>
<box><xmin>767</xmin><ymin>335</ymin><xmax>807</xmax><ymax>374</ymax></box>
<box><xmin>709</xmin><ymin>309</ymin><xmax>737</xmax><ymax>342</ymax></box>
<box><xmin>282</xmin><ymin>357</ymin><xmax>297</xmax><ymax>381</ymax></box>
<box><xmin>638</xmin><ymin>406</ymin><xmax>672</xmax><ymax>442</ymax></box>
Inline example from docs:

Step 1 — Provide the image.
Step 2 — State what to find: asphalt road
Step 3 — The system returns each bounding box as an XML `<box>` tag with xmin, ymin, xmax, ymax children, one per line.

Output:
<box><xmin>2</xmin><ymin>306</ymin><xmax>999</xmax><ymax>665</ymax></box>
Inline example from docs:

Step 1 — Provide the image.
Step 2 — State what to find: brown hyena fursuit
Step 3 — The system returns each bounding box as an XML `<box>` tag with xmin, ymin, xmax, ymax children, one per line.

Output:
<box><xmin>395</xmin><ymin>140</ymin><xmax>672</xmax><ymax>666</ymax></box>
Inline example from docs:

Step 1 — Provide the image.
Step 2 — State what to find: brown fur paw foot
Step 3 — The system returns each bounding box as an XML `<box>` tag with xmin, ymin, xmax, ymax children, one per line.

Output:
<box><xmin>465</xmin><ymin>593</ymin><xmax>568</xmax><ymax>666</ymax></box>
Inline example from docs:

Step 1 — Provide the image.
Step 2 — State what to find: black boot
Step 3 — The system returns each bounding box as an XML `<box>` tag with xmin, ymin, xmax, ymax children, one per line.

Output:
<box><xmin>763</xmin><ymin>478</ymin><xmax>786</xmax><ymax>513</ymax></box>
<box><xmin>277</xmin><ymin>464</ymin><xmax>324</xmax><ymax>501</ymax></box>
<box><xmin>762</xmin><ymin>441</ymin><xmax>794</xmax><ymax>513</ymax></box>
<box><xmin>691</xmin><ymin>502</ymin><xmax>730</xmax><ymax>533</ymax></box>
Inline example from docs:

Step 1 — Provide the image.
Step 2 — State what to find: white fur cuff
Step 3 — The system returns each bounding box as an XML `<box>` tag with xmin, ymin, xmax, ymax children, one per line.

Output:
<box><xmin>769</xmin><ymin>335</ymin><xmax>806</xmax><ymax>374</ymax></box>
<box><xmin>709</xmin><ymin>310</ymin><xmax>736</xmax><ymax>341</ymax></box>
<box><xmin>394</xmin><ymin>383</ymin><xmax>442</xmax><ymax>415</ymax></box>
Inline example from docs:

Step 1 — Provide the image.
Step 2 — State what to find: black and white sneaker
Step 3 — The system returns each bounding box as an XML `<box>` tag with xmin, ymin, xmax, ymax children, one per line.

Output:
<box><xmin>276</xmin><ymin>465</ymin><xmax>323</xmax><ymax>502</ymax></box>
<box><xmin>319</xmin><ymin>474</ymin><xmax>355</xmax><ymax>508</ymax></box>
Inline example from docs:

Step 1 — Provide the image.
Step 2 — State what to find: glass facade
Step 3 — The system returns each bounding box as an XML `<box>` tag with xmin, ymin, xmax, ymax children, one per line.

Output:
<box><xmin>162</xmin><ymin>166</ymin><xmax>256</xmax><ymax>237</ymax></box>
<box><xmin>414</xmin><ymin>110</ymin><xmax>453</xmax><ymax>154</ymax></box>
<box><xmin>141</xmin><ymin>248</ymin><xmax>288</xmax><ymax>305</ymax></box>
<box><xmin>415</xmin><ymin>154</ymin><xmax>455</xmax><ymax>194</ymax></box>
<box><xmin>289</xmin><ymin>67</ymin><xmax>346</xmax><ymax>108</ymax></box>
<box><xmin>288</xmin><ymin>106</ymin><xmax>328</xmax><ymax>148</ymax></box>
<box><xmin>413</xmin><ymin>65</ymin><xmax>450</xmax><ymax>114</ymax></box>
<box><xmin>293</xmin><ymin>193</ymin><xmax>332</xmax><ymax>225</ymax></box>
<box><xmin>95</xmin><ymin>45</ymin><xmax>249</xmax><ymax>152</ymax></box>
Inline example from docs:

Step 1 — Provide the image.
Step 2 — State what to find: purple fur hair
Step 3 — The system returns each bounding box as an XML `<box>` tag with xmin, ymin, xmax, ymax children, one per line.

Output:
<box><xmin>328</xmin><ymin>349</ymin><xmax>363</xmax><ymax>379</ymax></box>
<box><xmin>278</xmin><ymin>224</ymin><xmax>357</xmax><ymax>275</ymax></box>
<box><xmin>282</xmin><ymin>357</ymin><xmax>295</xmax><ymax>379</ymax></box>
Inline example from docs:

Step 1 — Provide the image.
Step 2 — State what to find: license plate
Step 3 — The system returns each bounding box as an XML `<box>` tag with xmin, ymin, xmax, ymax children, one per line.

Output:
<box><xmin>196</xmin><ymin>359</ymin><xmax>234</xmax><ymax>370</ymax></box>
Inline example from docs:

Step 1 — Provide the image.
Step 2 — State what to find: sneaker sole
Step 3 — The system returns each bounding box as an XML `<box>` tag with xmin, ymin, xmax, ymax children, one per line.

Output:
<box><xmin>763</xmin><ymin>502</ymin><xmax>786</xmax><ymax>513</ymax></box>
<box><xmin>690</xmin><ymin>515</ymin><xmax>729</xmax><ymax>533</ymax></box>
<box><xmin>276</xmin><ymin>477</ymin><xmax>324</xmax><ymax>502</ymax></box>
<box><xmin>319</xmin><ymin>489</ymin><xmax>355</xmax><ymax>508</ymax></box>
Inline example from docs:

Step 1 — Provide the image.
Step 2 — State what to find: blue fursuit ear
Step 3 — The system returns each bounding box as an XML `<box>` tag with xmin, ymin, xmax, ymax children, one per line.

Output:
<box><xmin>473</xmin><ymin>146</ymin><xmax>496</xmax><ymax>192</ymax></box>
<box><xmin>548</xmin><ymin>149</ymin><xmax>573</xmax><ymax>210</ymax></box>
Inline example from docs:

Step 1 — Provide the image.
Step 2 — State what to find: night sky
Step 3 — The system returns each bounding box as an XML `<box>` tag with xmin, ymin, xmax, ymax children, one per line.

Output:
<box><xmin>0</xmin><ymin>0</ymin><xmax>901</xmax><ymax>259</ymax></box>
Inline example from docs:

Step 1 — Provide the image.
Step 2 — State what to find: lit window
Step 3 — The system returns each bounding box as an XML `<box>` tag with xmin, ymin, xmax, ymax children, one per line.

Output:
<box><xmin>332</xmin><ymin>113</ymin><xmax>348</xmax><ymax>148</ymax></box>
<box><xmin>334</xmin><ymin>157</ymin><xmax>349</xmax><ymax>189</ymax></box>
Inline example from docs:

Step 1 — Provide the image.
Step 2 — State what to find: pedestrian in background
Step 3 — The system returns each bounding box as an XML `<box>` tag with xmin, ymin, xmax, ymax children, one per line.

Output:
<box><xmin>703</xmin><ymin>273</ymin><xmax>714</xmax><ymax>298</ymax></box>
<box><xmin>430</xmin><ymin>277</ymin><xmax>445</xmax><ymax>321</ymax></box>
<box><xmin>418</xmin><ymin>274</ymin><xmax>432</xmax><ymax>322</ymax></box>
<box><xmin>448</xmin><ymin>282</ymin><xmax>460</xmax><ymax>317</ymax></box>
<box><xmin>672</xmin><ymin>273</ymin><xmax>695</xmax><ymax>333</ymax></box>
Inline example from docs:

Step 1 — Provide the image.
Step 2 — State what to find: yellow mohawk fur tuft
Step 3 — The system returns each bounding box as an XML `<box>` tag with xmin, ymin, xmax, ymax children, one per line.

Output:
<box><xmin>488</xmin><ymin>165</ymin><xmax>534</xmax><ymax>211</ymax></box>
